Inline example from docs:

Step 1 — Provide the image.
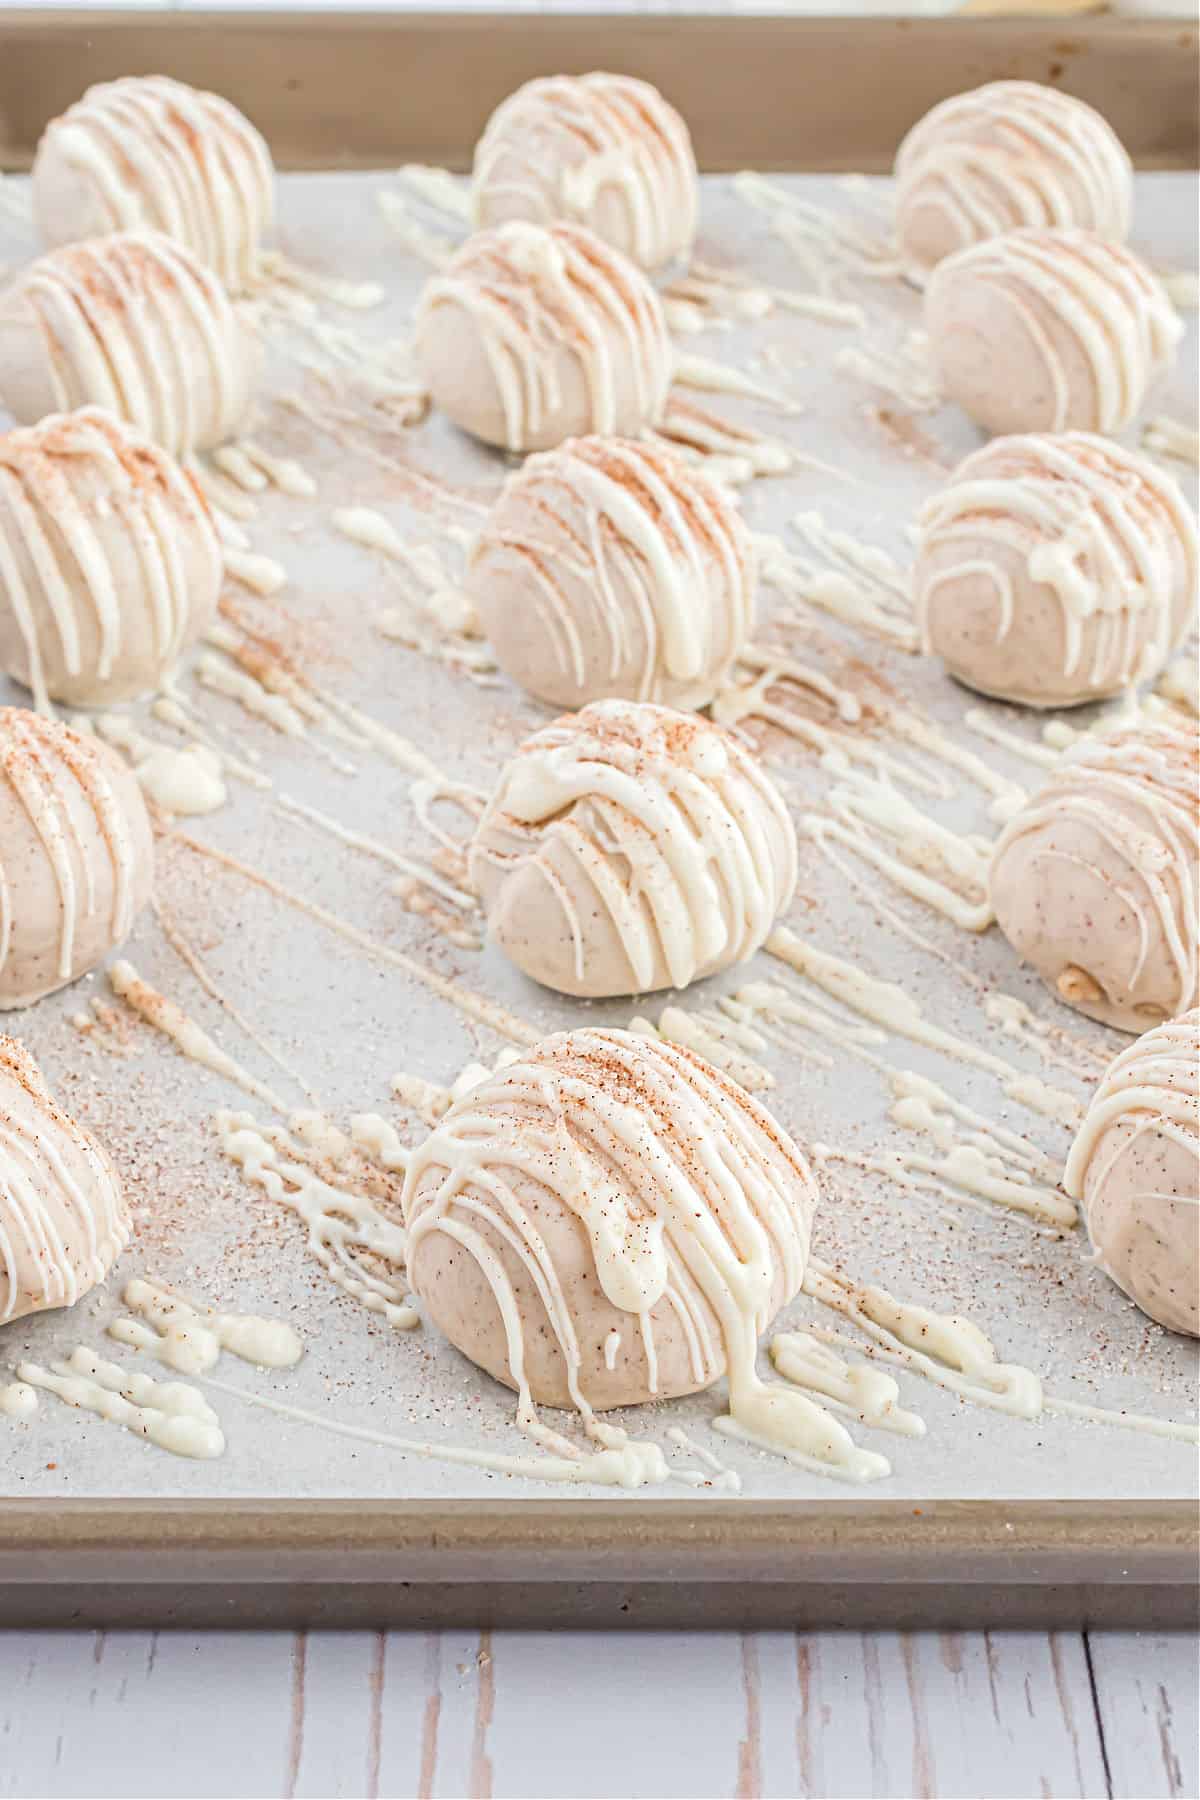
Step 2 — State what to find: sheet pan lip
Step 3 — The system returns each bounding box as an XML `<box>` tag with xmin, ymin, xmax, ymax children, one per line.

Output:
<box><xmin>2</xmin><ymin>1496</ymin><xmax>1196</xmax><ymax>1571</ymax></box>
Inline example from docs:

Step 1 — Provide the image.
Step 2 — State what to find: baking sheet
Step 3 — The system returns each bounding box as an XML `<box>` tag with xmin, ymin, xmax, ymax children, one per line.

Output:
<box><xmin>0</xmin><ymin>14</ymin><xmax>1196</xmax><ymax>176</ymax></box>
<box><xmin>0</xmin><ymin>166</ymin><xmax>1197</xmax><ymax>1513</ymax></box>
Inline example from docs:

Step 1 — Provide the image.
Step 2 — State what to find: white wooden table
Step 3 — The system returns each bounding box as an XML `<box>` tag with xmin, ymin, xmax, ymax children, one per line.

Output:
<box><xmin>2</xmin><ymin>1627</ymin><xmax>1196</xmax><ymax>1797</ymax></box>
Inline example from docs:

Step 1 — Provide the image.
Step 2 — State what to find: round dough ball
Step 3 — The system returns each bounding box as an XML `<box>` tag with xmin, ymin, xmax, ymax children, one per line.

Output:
<box><xmin>465</xmin><ymin>435</ymin><xmax>755</xmax><ymax>711</ymax></box>
<box><xmin>472</xmin><ymin>73</ymin><xmax>698</xmax><ymax>272</ymax></box>
<box><xmin>916</xmin><ymin>432</ymin><xmax>1198</xmax><ymax>708</ymax></box>
<box><xmin>0</xmin><ymin>231</ymin><xmax>256</xmax><ymax>456</ymax></box>
<box><xmin>414</xmin><ymin>221</ymin><xmax>672</xmax><ymax>453</ymax></box>
<box><xmin>1064</xmin><ymin>1009</ymin><xmax>1198</xmax><ymax>1336</ymax></box>
<box><xmin>0</xmin><ymin>708</ymin><xmax>154</xmax><ymax>1010</ymax></box>
<box><xmin>0</xmin><ymin>407</ymin><xmax>223</xmax><ymax>708</ymax></box>
<box><xmin>469</xmin><ymin>698</ymin><xmax>798</xmax><ymax>998</ymax></box>
<box><xmin>0</xmin><ymin>1034</ymin><xmax>129</xmax><ymax>1327</ymax></box>
<box><xmin>895</xmin><ymin>81</ymin><xmax>1132</xmax><ymax>282</ymax></box>
<box><xmin>403</xmin><ymin>1027</ymin><xmax>817</xmax><ymax>1410</ymax></box>
<box><xmin>991</xmin><ymin>720</ymin><xmax>1198</xmax><ymax>1033</ymax></box>
<box><xmin>32</xmin><ymin>75</ymin><xmax>274</xmax><ymax>293</ymax></box>
<box><xmin>925</xmin><ymin>228</ymin><xmax>1181</xmax><ymax>436</ymax></box>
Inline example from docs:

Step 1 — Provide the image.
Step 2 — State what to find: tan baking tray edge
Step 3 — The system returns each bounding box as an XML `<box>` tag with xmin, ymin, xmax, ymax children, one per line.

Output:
<box><xmin>2</xmin><ymin>1500</ymin><xmax>1197</xmax><ymax>1628</ymax></box>
<box><xmin>0</xmin><ymin>9</ymin><xmax>1196</xmax><ymax>1631</ymax></box>
<box><xmin>0</xmin><ymin>11</ymin><xmax>1196</xmax><ymax>174</ymax></box>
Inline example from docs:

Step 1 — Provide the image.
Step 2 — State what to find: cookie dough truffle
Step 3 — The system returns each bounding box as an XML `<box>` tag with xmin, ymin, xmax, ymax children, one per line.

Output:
<box><xmin>0</xmin><ymin>408</ymin><xmax>223</xmax><ymax>709</ymax></box>
<box><xmin>895</xmin><ymin>81</ymin><xmax>1132</xmax><ymax>282</ymax></box>
<box><xmin>32</xmin><ymin>75</ymin><xmax>274</xmax><ymax>292</ymax></box>
<box><xmin>470</xmin><ymin>700</ymin><xmax>797</xmax><ymax>998</ymax></box>
<box><xmin>0</xmin><ymin>1035</ymin><xmax>130</xmax><ymax>1327</ymax></box>
<box><xmin>991</xmin><ymin>720</ymin><xmax>1199</xmax><ymax>1032</ymax></box>
<box><xmin>925</xmin><ymin>228</ymin><xmax>1181</xmax><ymax>436</ymax></box>
<box><xmin>403</xmin><ymin>1028</ymin><xmax>818</xmax><ymax>1411</ymax></box>
<box><xmin>414</xmin><ymin>221</ymin><xmax>672</xmax><ymax>453</ymax></box>
<box><xmin>916</xmin><ymin>433</ymin><xmax>1198</xmax><ymax>708</ymax></box>
<box><xmin>465</xmin><ymin>436</ymin><xmax>755</xmax><ymax>711</ymax></box>
<box><xmin>1064</xmin><ymin>1010</ymin><xmax>1199</xmax><ymax>1336</ymax></box>
<box><xmin>472</xmin><ymin>73</ymin><xmax>698</xmax><ymax>272</ymax></box>
<box><xmin>0</xmin><ymin>709</ymin><xmax>154</xmax><ymax>1010</ymax></box>
<box><xmin>0</xmin><ymin>233</ymin><xmax>255</xmax><ymax>456</ymax></box>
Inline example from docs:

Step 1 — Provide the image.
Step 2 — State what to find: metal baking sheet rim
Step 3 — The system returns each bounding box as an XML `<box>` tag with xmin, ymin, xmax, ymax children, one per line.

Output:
<box><xmin>0</xmin><ymin>11</ymin><xmax>1196</xmax><ymax>173</ymax></box>
<box><xmin>2</xmin><ymin>1500</ymin><xmax>1198</xmax><ymax>1629</ymax></box>
<box><xmin>0</xmin><ymin>12</ymin><xmax>1196</xmax><ymax>1633</ymax></box>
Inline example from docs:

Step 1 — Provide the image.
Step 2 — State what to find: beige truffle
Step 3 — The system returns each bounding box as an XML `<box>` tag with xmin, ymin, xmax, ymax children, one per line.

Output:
<box><xmin>472</xmin><ymin>73</ymin><xmax>698</xmax><ymax>272</ymax></box>
<box><xmin>414</xmin><ymin>221</ymin><xmax>672</xmax><ymax>453</ymax></box>
<box><xmin>0</xmin><ymin>1035</ymin><xmax>130</xmax><ymax>1327</ymax></box>
<box><xmin>991</xmin><ymin>720</ymin><xmax>1198</xmax><ymax>1033</ymax></box>
<box><xmin>0</xmin><ymin>408</ymin><xmax>223</xmax><ymax>709</ymax></box>
<box><xmin>32</xmin><ymin>75</ymin><xmax>274</xmax><ymax>293</ymax></box>
<box><xmin>925</xmin><ymin>228</ymin><xmax>1181</xmax><ymax>436</ymax></box>
<box><xmin>465</xmin><ymin>436</ymin><xmax>755</xmax><ymax>711</ymax></box>
<box><xmin>470</xmin><ymin>700</ymin><xmax>798</xmax><ymax>998</ymax></box>
<box><xmin>0</xmin><ymin>232</ymin><xmax>256</xmax><ymax>456</ymax></box>
<box><xmin>0</xmin><ymin>709</ymin><xmax>154</xmax><ymax>1011</ymax></box>
<box><xmin>895</xmin><ymin>81</ymin><xmax>1132</xmax><ymax>282</ymax></box>
<box><xmin>916</xmin><ymin>433</ymin><xmax>1198</xmax><ymax>708</ymax></box>
<box><xmin>1064</xmin><ymin>1010</ymin><xmax>1198</xmax><ymax>1336</ymax></box>
<box><xmin>403</xmin><ymin>1027</ymin><xmax>817</xmax><ymax>1411</ymax></box>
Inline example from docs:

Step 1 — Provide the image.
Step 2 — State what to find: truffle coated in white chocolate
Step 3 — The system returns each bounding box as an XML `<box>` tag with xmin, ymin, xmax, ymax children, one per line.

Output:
<box><xmin>472</xmin><ymin>73</ymin><xmax>698</xmax><ymax>272</ymax></box>
<box><xmin>894</xmin><ymin>81</ymin><xmax>1132</xmax><ymax>281</ymax></box>
<box><xmin>1064</xmin><ymin>1010</ymin><xmax>1199</xmax><ymax>1336</ymax></box>
<box><xmin>0</xmin><ymin>232</ymin><xmax>256</xmax><ymax>457</ymax></box>
<box><xmin>916</xmin><ymin>432</ymin><xmax>1198</xmax><ymax>708</ymax></box>
<box><xmin>925</xmin><ymin>228</ymin><xmax>1181</xmax><ymax>436</ymax></box>
<box><xmin>402</xmin><ymin>1027</ymin><xmax>818</xmax><ymax>1410</ymax></box>
<box><xmin>465</xmin><ymin>435</ymin><xmax>756</xmax><ymax>711</ymax></box>
<box><xmin>32</xmin><ymin>75</ymin><xmax>274</xmax><ymax>293</ymax></box>
<box><xmin>0</xmin><ymin>1034</ymin><xmax>130</xmax><ymax>1327</ymax></box>
<box><xmin>0</xmin><ymin>408</ymin><xmax>223</xmax><ymax>709</ymax></box>
<box><xmin>469</xmin><ymin>699</ymin><xmax>798</xmax><ymax>998</ymax></box>
<box><xmin>0</xmin><ymin>709</ymin><xmax>154</xmax><ymax>1011</ymax></box>
<box><xmin>414</xmin><ymin>221</ymin><xmax>672</xmax><ymax>454</ymax></box>
<box><xmin>990</xmin><ymin>720</ymin><xmax>1199</xmax><ymax>1034</ymax></box>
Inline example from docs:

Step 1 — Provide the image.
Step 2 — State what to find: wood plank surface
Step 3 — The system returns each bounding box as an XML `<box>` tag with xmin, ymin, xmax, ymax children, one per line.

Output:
<box><xmin>3</xmin><ymin>1628</ymin><xmax>1195</xmax><ymax>1798</ymax></box>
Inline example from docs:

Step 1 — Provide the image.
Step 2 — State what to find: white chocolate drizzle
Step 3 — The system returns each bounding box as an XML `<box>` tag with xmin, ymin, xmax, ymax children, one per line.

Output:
<box><xmin>917</xmin><ymin>434</ymin><xmax>1198</xmax><ymax>695</ymax></box>
<box><xmin>770</xmin><ymin>1331</ymin><xmax>926</xmax><ymax>1437</ymax></box>
<box><xmin>470</xmin><ymin>436</ymin><xmax>753</xmax><ymax>707</ymax></box>
<box><xmin>10</xmin><ymin>232</ymin><xmax>251</xmax><ymax>454</ymax></box>
<box><xmin>1064</xmin><ymin>1009</ymin><xmax>1199</xmax><ymax>1204</ymax></box>
<box><xmin>199</xmin><ymin>1366</ymin><xmax>676</xmax><ymax>1490</ymax></box>
<box><xmin>471</xmin><ymin>700</ymin><xmax>797</xmax><ymax>993</ymax></box>
<box><xmin>755</xmin><ymin>516</ymin><xmax>917</xmax><ymax>651</ymax></box>
<box><xmin>927</xmin><ymin>229</ymin><xmax>1182</xmax><ymax>434</ymax></box>
<box><xmin>0</xmin><ymin>407</ymin><xmax>222</xmax><ymax>712</ymax></box>
<box><xmin>417</xmin><ymin>220</ymin><xmax>671</xmax><ymax>452</ymax></box>
<box><xmin>472</xmin><ymin>74</ymin><xmax>697</xmax><ymax>272</ymax></box>
<box><xmin>804</xmin><ymin>1260</ymin><xmax>1044</xmax><ymax>1418</ymax></box>
<box><xmin>18</xmin><ymin>1345</ymin><xmax>225</xmax><ymax>1458</ymax></box>
<box><xmin>1142</xmin><ymin>414</ymin><xmax>1200</xmax><ymax>467</ymax></box>
<box><xmin>216</xmin><ymin>1110</ymin><xmax>417</xmax><ymax>1329</ymax></box>
<box><xmin>994</xmin><ymin>721</ymin><xmax>1200</xmax><ymax>1022</ymax></box>
<box><xmin>405</xmin><ymin>1030</ymin><xmax>887</xmax><ymax>1484</ymax></box>
<box><xmin>92</xmin><ymin>713</ymin><xmax>227</xmax><ymax>817</ymax></box>
<box><xmin>733</xmin><ymin>173</ymin><xmax>903</xmax><ymax>295</ymax></box>
<box><xmin>109</xmin><ymin>1275</ymin><xmax>303</xmax><ymax>1374</ymax></box>
<box><xmin>35</xmin><ymin>76</ymin><xmax>273</xmax><ymax>290</ymax></box>
<box><xmin>0</xmin><ymin>709</ymin><xmax>140</xmax><ymax>986</ymax></box>
<box><xmin>768</xmin><ymin>926</ymin><xmax>1083</xmax><ymax>1127</ymax></box>
<box><xmin>109</xmin><ymin>960</ymin><xmax>291</xmax><ymax>1117</ymax></box>
<box><xmin>895</xmin><ymin>82</ymin><xmax>1132</xmax><ymax>272</ymax></box>
<box><xmin>174</xmin><ymin>828</ymin><xmax>539</xmax><ymax>1047</ymax></box>
<box><xmin>834</xmin><ymin>333</ymin><xmax>940</xmax><ymax>411</ymax></box>
<box><xmin>0</xmin><ymin>1381</ymin><xmax>38</xmax><ymax>1421</ymax></box>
